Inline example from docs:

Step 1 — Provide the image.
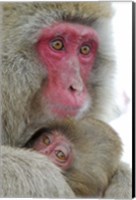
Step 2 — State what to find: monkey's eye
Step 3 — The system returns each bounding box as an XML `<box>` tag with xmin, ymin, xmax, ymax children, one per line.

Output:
<box><xmin>43</xmin><ymin>135</ymin><xmax>51</xmax><ymax>145</ymax></box>
<box><xmin>80</xmin><ymin>45</ymin><xmax>91</xmax><ymax>55</ymax></box>
<box><xmin>55</xmin><ymin>150</ymin><xmax>66</xmax><ymax>161</ymax></box>
<box><xmin>51</xmin><ymin>39</ymin><xmax>64</xmax><ymax>51</ymax></box>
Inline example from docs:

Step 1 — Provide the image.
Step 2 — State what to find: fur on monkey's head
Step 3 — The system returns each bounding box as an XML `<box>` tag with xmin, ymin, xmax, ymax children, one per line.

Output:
<box><xmin>3</xmin><ymin>2</ymin><xmax>114</xmax><ymax>44</ymax></box>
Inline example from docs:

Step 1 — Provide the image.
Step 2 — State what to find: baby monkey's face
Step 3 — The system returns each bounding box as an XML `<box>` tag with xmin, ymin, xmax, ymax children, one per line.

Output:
<box><xmin>33</xmin><ymin>130</ymin><xmax>74</xmax><ymax>170</ymax></box>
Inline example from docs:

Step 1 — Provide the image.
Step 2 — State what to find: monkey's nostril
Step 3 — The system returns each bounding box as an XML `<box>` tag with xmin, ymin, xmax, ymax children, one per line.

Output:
<box><xmin>69</xmin><ymin>85</ymin><xmax>77</xmax><ymax>92</ymax></box>
<box><xmin>69</xmin><ymin>84</ymin><xmax>83</xmax><ymax>94</ymax></box>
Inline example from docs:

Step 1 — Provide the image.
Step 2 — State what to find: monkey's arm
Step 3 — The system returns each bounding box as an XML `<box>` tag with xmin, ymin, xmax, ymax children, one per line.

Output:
<box><xmin>1</xmin><ymin>146</ymin><xmax>75</xmax><ymax>198</ymax></box>
<box><xmin>79</xmin><ymin>119</ymin><xmax>131</xmax><ymax>199</ymax></box>
<box><xmin>104</xmin><ymin>162</ymin><xmax>132</xmax><ymax>199</ymax></box>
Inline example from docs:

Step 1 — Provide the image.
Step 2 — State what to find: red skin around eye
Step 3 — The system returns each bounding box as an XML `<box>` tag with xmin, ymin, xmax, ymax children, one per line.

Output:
<box><xmin>33</xmin><ymin>131</ymin><xmax>74</xmax><ymax>170</ymax></box>
<box><xmin>37</xmin><ymin>22</ymin><xmax>99</xmax><ymax>118</ymax></box>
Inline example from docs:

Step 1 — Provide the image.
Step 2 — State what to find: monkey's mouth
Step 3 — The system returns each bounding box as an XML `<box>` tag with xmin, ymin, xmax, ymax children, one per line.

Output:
<box><xmin>50</xmin><ymin>104</ymin><xmax>80</xmax><ymax>117</ymax></box>
<box><xmin>50</xmin><ymin>99</ymin><xmax>90</xmax><ymax>118</ymax></box>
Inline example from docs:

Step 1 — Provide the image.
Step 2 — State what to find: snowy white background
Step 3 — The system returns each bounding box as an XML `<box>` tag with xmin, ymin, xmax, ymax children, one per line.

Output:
<box><xmin>110</xmin><ymin>2</ymin><xmax>132</xmax><ymax>168</ymax></box>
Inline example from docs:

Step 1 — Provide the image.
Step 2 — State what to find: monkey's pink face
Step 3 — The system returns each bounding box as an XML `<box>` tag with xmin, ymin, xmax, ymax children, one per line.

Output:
<box><xmin>37</xmin><ymin>22</ymin><xmax>99</xmax><ymax>118</ymax></box>
<box><xmin>33</xmin><ymin>131</ymin><xmax>74</xmax><ymax>170</ymax></box>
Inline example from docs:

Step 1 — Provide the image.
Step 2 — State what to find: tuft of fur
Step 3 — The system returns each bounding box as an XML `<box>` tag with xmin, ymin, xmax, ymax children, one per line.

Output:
<box><xmin>104</xmin><ymin>162</ymin><xmax>132</xmax><ymax>199</ymax></box>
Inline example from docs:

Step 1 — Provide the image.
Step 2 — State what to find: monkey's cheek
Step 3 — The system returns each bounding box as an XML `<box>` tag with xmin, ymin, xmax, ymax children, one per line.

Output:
<box><xmin>76</xmin><ymin>97</ymin><xmax>91</xmax><ymax>119</ymax></box>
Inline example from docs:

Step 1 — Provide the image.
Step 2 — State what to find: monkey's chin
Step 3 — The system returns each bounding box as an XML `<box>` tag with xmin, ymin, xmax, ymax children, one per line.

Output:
<box><xmin>49</xmin><ymin>101</ymin><xmax>90</xmax><ymax>118</ymax></box>
<box><xmin>50</xmin><ymin>105</ymin><xmax>79</xmax><ymax>118</ymax></box>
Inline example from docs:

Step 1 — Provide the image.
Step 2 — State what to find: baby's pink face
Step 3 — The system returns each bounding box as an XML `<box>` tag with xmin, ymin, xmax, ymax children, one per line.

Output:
<box><xmin>33</xmin><ymin>130</ymin><xmax>74</xmax><ymax>170</ymax></box>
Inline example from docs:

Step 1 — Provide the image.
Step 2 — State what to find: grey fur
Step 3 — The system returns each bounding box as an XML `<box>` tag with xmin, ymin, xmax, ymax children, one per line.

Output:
<box><xmin>1</xmin><ymin>146</ymin><xmax>75</xmax><ymax>198</ymax></box>
<box><xmin>1</xmin><ymin>2</ymin><xmax>131</xmax><ymax>198</ymax></box>
<box><xmin>104</xmin><ymin>162</ymin><xmax>132</xmax><ymax>199</ymax></box>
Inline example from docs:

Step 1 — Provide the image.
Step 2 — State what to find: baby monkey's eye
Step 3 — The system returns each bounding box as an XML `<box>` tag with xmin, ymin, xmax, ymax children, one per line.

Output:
<box><xmin>80</xmin><ymin>45</ymin><xmax>91</xmax><ymax>55</ymax></box>
<box><xmin>51</xmin><ymin>39</ymin><xmax>64</xmax><ymax>50</ymax></box>
<box><xmin>56</xmin><ymin>150</ymin><xmax>66</xmax><ymax>161</ymax></box>
<box><xmin>43</xmin><ymin>135</ymin><xmax>51</xmax><ymax>145</ymax></box>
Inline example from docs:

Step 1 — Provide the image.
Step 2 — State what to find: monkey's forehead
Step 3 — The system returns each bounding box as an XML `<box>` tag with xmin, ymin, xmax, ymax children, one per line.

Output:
<box><xmin>3</xmin><ymin>2</ymin><xmax>113</xmax><ymax>23</ymax></box>
<box><xmin>3</xmin><ymin>2</ymin><xmax>114</xmax><ymax>46</ymax></box>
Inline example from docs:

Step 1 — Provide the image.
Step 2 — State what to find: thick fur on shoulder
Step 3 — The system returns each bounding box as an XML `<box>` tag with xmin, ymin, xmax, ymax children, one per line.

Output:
<box><xmin>1</xmin><ymin>146</ymin><xmax>75</xmax><ymax>198</ymax></box>
<box><xmin>104</xmin><ymin>162</ymin><xmax>132</xmax><ymax>199</ymax></box>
